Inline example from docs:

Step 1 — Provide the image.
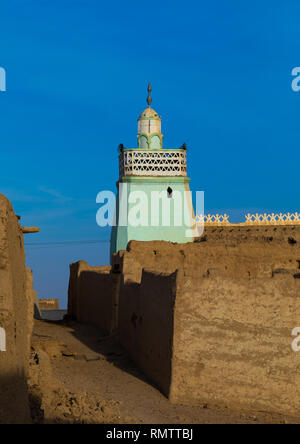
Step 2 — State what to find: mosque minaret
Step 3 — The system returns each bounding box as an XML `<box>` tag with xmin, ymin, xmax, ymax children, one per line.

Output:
<box><xmin>110</xmin><ymin>84</ymin><xmax>195</xmax><ymax>258</ymax></box>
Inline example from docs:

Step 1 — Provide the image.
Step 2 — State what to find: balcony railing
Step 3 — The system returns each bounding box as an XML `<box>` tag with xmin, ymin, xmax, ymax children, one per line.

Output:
<box><xmin>119</xmin><ymin>149</ymin><xmax>187</xmax><ymax>178</ymax></box>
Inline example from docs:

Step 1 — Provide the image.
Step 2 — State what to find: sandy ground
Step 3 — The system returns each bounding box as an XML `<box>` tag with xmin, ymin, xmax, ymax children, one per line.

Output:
<box><xmin>29</xmin><ymin>319</ymin><xmax>300</xmax><ymax>424</ymax></box>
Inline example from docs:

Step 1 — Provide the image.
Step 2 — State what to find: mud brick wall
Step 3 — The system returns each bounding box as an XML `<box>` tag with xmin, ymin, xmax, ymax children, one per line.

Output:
<box><xmin>118</xmin><ymin>269</ymin><xmax>177</xmax><ymax>395</ymax></box>
<box><xmin>0</xmin><ymin>194</ymin><xmax>34</xmax><ymax>424</ymax></box>
<box><xmin>68</xmin><ymin>261</ymin><xmax>120</xmax><ymax>334</ymax></box>
<box><xmin>115</xmin><ymin>226</ymin><xmax>300</xmax><ymax>416</ymax></box>
<box><xmin>39</xmin><ymin>298</ymin><xmax>59</xmax><ymax>311</ymax></box>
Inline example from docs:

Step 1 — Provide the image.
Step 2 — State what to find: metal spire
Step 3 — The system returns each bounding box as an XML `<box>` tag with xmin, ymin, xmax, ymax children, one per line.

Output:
<box><xmin>147</xmin><ymin>82</ymin><xmax>152</xmax><ymax>107</ymax></box>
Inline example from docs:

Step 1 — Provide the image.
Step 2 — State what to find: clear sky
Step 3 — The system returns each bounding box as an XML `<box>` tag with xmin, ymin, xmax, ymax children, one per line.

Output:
<box><xmin>0</xmin><ymin>1</ymin><xmax>299</xmax><ymax>307</ymax></box>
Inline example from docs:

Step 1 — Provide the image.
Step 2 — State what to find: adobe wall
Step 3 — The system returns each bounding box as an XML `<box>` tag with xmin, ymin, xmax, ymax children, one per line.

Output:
<box><xmin>0</xmin><ymin>194</ymin><xmax>34</xmax><ymax>424</ymax></box>
<box><xmin>68</xmin><ymin>261</ymin><xmax>120</xmax><ymax>334</ymax></box>
<box><xmin>115</xmin><ymin>225</ymin><xmax>300</xmax><ymax>416</ymax></box>
<box><xmin>118</xmin><ymin>269</ymin><xmax>177</xmax><ymax>395</ymax></box>
<box><xmin>39</xmin><ymin>298</ymin><xmax>59</xmax><ymax>311</ymax></box>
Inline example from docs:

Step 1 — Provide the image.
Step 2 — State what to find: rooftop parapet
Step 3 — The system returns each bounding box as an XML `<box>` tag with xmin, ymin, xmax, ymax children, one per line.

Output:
<box><xmin>119</xmin><ymin>148</ymin><xmax>187</xmax><ymax>178</ymax></box>
<box><xmin>195</xmin><ymin>212</ymin><xmax>300</xmax><ymax>226</ymax></box>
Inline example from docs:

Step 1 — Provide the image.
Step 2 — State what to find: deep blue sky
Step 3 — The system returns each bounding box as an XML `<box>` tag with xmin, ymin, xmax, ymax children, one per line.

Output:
<box><xmin>0</xmin><ymin>1</ymin><xmax>299</xmax><ymax>307</ymax></box>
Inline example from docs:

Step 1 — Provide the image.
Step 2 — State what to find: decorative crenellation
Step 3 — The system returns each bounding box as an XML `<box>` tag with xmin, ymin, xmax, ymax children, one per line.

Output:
<box><xmin>119</xmin><ymin>149</ymin><xmax>187</xmax><ymax>177</ymax></box>
<box><xmin>195</xmin><ymin>212</ymin><xmax>300</xmax><ymax>226</ymax></box>
<box><xmin>244</xmin><ymin>212</ymin><xmax>300</xmax><ymax>225</ymax></box>
<box><xmin>195</xmin><ymin>214</ymin><xmax>230</xmax><ymax>225</ymax></box>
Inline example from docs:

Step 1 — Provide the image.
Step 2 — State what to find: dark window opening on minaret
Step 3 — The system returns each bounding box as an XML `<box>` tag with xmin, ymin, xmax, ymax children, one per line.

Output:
<box><xmin>167</xmin><ymin>187</ymin><xmax>173</xmax><ymax>198</ymax></box>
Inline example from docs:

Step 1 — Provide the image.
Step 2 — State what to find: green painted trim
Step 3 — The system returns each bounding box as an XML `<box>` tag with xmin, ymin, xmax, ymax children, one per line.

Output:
<box><xmin>149</xmin><ymin>133</ymin><xmax>162</xmax><ymax>149</ymax></box>
<box><xmin>137</xmin><ymin>133</ymin><xmax>164</xmax><ymax>149</ymax></box>
<box><xmin>137</xmin><ymin>134</ymin><xmax>149</xmax><ymax>149</ymax></box>
<box><xmin>110</xmin><ymin>178</ymin><xmax>194</xmax><ymax>258</ymax></box>
<box><xmin>119</xmin><ymin>176</ymin><xmax>191</xmax><ymax>184</ymax></box>
<box><xmin>138</xmin><ymin>133</ymin><xmax>162</xmax><ymax>140</ymax></box>
<box><xmin>149</xmin><ymin>133</ymin><xmax>163</xmax><ymax>140</ymax></box>
<box><xmin>122</xmin><ymin>148</ymin><xmax>186</xmax><ymax>153</ymax></box>
<box><xmin>137</xmin><ymin>134</ymin><xmax>150</xmax><ymax>143</ymax></box>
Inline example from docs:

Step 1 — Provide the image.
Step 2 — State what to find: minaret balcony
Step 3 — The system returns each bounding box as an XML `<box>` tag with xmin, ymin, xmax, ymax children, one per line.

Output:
<box><xmin>119</xmin><ymin>149</ymin><xmax>187</xmax><ymax>178</ymax></box>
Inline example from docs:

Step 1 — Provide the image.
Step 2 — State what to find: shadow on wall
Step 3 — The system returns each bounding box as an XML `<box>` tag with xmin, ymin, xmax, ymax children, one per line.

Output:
<box><xmin>68</xmin><ymin>229</ymin><xmax>300</xmax><ymax>416</ymax></box>
<box><xmin>0</xmin><ymin>373</ymin><xmax>31</xmax><ymax>424</ymax></box>
<box><xmin>67</xmin><ymin>256</ymin><xmax>178</xmax><ymax>398</ymax></box>
<box><xmin>117</xmin><ymin>270</ymin><xmax>177</xmax><ymax>399</ymax></box>
<box><xmin>68</xmin><ymin>261</ymin><xmax>119</xmax><ymax>334</ymax></box>
<box><xmin>64</xmin><ymin>319</ymin><xmax>157</xmax><ymax>389</ymax></box>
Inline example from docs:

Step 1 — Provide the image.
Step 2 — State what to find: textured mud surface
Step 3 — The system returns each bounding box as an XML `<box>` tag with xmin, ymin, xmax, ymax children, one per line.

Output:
<box><xmin>29</xmin><ymin>319</ymin><xmax>300</xmax><ymax>424</ymax></box>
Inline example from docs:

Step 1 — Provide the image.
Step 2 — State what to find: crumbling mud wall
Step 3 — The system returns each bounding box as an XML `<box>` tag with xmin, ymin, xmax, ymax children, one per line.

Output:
<box><xmin>39</xmin><ymin>298</ymin><xmax>59</xmax><ymax>311</ymax></box>
<box><xmin>0</xmin><ymin>194</ymin><xmax>34</xmax><ymax>424</ymax></box>
<box><xmin>114</xmin><ymin>226</ymin><xmax>300</xmax><ymax>416</ymax></box>
<box><xmin>118</xmin><ymin>269</ymin><xmax>177</xmax><ymax>395</ymax></box>
<box><xmin>68</xmin><ymin>261</ymin><xmax>120</xmax><ymax>334</ymax></box>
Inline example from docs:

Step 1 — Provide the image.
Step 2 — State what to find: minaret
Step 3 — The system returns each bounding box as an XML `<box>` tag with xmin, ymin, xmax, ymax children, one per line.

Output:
<box><xmin>110</xmin><ymin>84</ymin><xmax>195</xmax><ymax>259</ymax></box>
<box><xmin>137</xmin><ymin>83</ymin><xmax>163</xmax><ymax>149</ymax></box>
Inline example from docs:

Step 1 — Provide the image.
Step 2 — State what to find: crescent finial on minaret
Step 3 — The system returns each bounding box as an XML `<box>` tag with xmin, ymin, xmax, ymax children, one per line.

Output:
<box><xmin>147</xmin><ymin>82</ymin><xmax>152</xmax><ymax>107</ymax></box>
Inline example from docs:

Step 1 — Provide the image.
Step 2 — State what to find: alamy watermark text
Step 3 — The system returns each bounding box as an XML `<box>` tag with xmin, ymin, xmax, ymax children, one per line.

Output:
<box><xmin>0</xmin><ymin>67</ymin><xmax>6</xmax><ymax>91</ymax></box>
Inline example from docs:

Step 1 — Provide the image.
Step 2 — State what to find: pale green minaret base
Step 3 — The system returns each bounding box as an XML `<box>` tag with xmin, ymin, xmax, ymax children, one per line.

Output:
<box><xmin>110</xmin><ymin>176</ymin><xmax>194</xmax><ymax>259</ymax></box>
